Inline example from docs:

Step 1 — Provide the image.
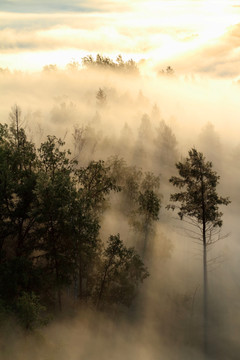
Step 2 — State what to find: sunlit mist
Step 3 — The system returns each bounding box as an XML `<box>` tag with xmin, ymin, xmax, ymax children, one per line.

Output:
<box><xmin>0</xmin><ymin>1</ymin><xmax>240</xmax><ymax>360</ymax></box>
<box><xmin>0</xmin><ymin>0</ymin><xmax>240</xmax><ymax>74</ymax></box>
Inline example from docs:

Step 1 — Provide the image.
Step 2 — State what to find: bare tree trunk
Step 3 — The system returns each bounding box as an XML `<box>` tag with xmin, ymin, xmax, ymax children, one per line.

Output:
<box><xmin>203</xmin><ymin>241</ymin><xmax>208</xmax><ymax>355</ymax></box>
<box><xmin>201</xmin><ymin>172</ymin><xmax>208</xmax><ymax>355</ymax></box>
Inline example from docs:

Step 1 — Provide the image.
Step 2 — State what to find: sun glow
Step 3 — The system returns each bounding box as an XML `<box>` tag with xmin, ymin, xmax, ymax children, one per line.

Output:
<box><xmin>0</xmin><ymin>0</ymin><xmax>239</xmax><ymax>73</ymax></box>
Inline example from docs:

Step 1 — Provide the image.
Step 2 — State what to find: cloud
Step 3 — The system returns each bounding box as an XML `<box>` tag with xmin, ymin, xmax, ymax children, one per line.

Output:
<box><xmin>167</xmin><ymin>23</ymin><xmax>240</xmax><ymax>79</ymax></box>
<box><xmin>0</xmin><ymin>1</ymin><xmax>240</xmax><ymax>77</ymax></box>
<box><xmin>0</xmin><ymin>0</ymin><xmax>132</xmax><ymax>14</ymax></box>
<box><xmin>0</xmin><ymin>26</ymin><xmax>147</xmax><ymax>55</ymax></box>
<box><xmin>0</xmin><ymin>9</ymin><xmax>188</xmax><ymax>56</ymax></box>
<box><xmin>0</xmin><ymin>0</ymin><xmax>91</xmax><ymax>13</ymax></box>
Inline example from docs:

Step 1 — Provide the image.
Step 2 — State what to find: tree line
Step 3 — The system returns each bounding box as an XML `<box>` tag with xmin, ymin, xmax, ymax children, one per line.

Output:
<box><xmin>0</xmin><ymin>105</ymin><xmax>230</xmax><ymax>357</ymax></box>
<box><xmin>0</xmin><ymin>106</ymin><xmax>161</xmax><ymax>330</ymax></box>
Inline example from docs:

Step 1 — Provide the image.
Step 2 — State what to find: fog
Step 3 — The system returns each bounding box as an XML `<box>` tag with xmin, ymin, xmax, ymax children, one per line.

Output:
<box><xmin>1</xmin><ymin>65</ymin><xmax>240</xmax><ymax>359</ymax></box>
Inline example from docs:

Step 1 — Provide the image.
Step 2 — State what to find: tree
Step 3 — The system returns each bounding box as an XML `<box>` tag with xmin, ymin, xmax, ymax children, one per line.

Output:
<box><xmin>96</xmin><ymin>88</ymin><xmax>107</xmax><ymax>107</ymax></box>
<box><xmin>73</xmin><ymin>160</ymin><xmax>120</xmax><ymax>302</ymax></box>
<box><xmin>94</xmin><ymin>234</ymin><xmax>149</xmax><ymax>310</ymax></box>
<box><xmin>82</xmin><ymin>54</ymin><xmax>139</xmax><ymax>74</ymax></box>
<box><xmin>15</xmin><ymin>291</ymin><xmax>47</xmax><ymax>331</ymax></box>
<box><xmin>159</xmin><ymin>66</ymin><xmax>174</xmax><ymax>76</ymax></box>
<box><xmin>0</xmin><ymin>106</ymin><xmax>151</xmax><ymax>326</ymax></box>
<box><xmin>167</xmin><ymin>148</ymin><xmax>230</xmax><ymax>355</ymax></box>
<box><xmin>107</xmin><ymin>157</ymin><xmax>161</xmax><ymax>257</ymax></box>
<box><xmin>35</xmin><ymin>136</ymin><xmax>78</xmax><ymax>310</ymax></box>
<box><xmin>154</xmin><ymin>120</ymin><xmax>178</xmax><ymax>180</ymax></box>
<box><xmin>43</xmin><ymin>64</ymin><xmax>58</xmax><ymax>72</ymax></box>
<box><xmin>131</xmin><ymin>172</ymin><xmax>161</xmax><ymax>257</ymax></box>
<box><xmin>66</xmin><ymin>60</ymin><xmax>80</xmax><ymax>72</ymax></box>
<box><xmin>0</xmin><ymin>107</ymin><xmax>37</xmax><ymax>259</ymax></box>
<box><xmin>0</xmin><ymin>114</ymin><xmax>45</xmax><ymax>322</ymax></box>
<box><xmin>137</xmin><ymin>189</ymin><xmax>160</xmax><ymax>256</ymax></box>
<box><xmin>133</xmin><ymin>114</ymin><xmax>153</xmax><ymax>168</ymax></box>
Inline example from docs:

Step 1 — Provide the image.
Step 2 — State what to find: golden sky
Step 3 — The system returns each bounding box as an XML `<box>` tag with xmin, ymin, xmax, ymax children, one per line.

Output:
<box><xmin>0</xmin><ymin>0</ymin><xmax>239</xmax><ymax>77</ymax></box>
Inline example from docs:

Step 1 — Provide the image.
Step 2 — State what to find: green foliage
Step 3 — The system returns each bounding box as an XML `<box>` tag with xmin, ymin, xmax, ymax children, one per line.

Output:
<box><xmin>138</xmin><ymin>189</ymin><xmax>160</xmax><ymax>221</ymax></box>
<box><xmin>78</xmin><ymin>160</ymin><xmax>121</xmax><ymax>212</ymax></box>
<box><xmin>167</xmin><ymin>148</ymin><xmax>230</xmax><ymax>243</ymax></box>
<box><xmin>16</xmin><ymin>292</ymin><xmax>47</xmax><ymax>330</ymax></box>
<box><xmin>167</xmin><ymin>148</ymin><xmax>230</xmax><ymax>356</ymax></box>
<box><xmin>73</xmin><ymin>160</ymin><xmax>121</xmax><ymax>301</ymax></box>
<box><xmin>0</xmin><ymin>107</ymin><xmax>149</xmax><ymax>328</ymax></box>
<box><xmin>168</xmin><ymin>149</ymin><xmax>230</xmax><ymax>223</ymax></box>
<box><xmin>0</xmin><ymin>106</ymin><xmax>37</xmax><ymax>259</ymax></box>
<box><xmin>35</xmin><ymin>136</ymin><xmax>79</xmax><ymax>308</ymax></box>
<box><xmin>107</xmin><ymin>157</ymin><xmax>161</xmax><ymax>217</ymax></box>
<box><xmin>38</xmin><ymin>135</ymin><xmax>77</xmax><ymax>174</ymax></box>
<box><xmin>107</xmin><ymin>157</ymin><xmax>161</xmax><ymax>256</ymax></box>
<box><xmin>94</xmin><ymin>234</ymin><xmax>149</xmax><ymax>309</ymax></box>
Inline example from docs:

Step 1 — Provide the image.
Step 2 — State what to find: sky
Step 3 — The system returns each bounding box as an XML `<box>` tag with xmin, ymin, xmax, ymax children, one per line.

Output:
<box><xmin>0</xmin><ymin>0</ymin><xmax>240</xmax><ymax>77</ymax></box>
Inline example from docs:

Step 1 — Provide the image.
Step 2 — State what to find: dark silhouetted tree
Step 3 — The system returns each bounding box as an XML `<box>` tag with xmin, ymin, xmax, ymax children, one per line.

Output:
<box><xmin>74</xmin><ymin>160</ymin><xmax>120</xmax><ymax>302</ymax></box>
<box><xmin>35</xmin><ymin>136</ymin><xmax>77</xmax><ymax>310</ymax></box>
<box><xmin>167</xmin><ymin>148</ymin><xmax>230</xmax><ymax>355</ymax></box>
<box><xmin>96</xmin><ymin>88</ymin><xmax>107</xmax><ymax>107</ymax></box>
<box><xmin>94</xmin><ymin>234</ymin><xmax>149</xmax><ymax>309</ymax></box>
<box><xmin>159</xmin><ymin>66</ymin><xmax>174</xmax><ymax>76</ymax></box>
<box><xmin>82</xmin><ymin>54</ymin><xmax>139</xmax><ymax>74</ymax></box>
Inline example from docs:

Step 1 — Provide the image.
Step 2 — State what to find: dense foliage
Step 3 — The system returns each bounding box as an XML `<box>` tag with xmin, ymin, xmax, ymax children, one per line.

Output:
<box><xmin>0</xmin><ymin>106</ymin><xmax>156</xmax><ymax>329</ymax></box>
<box><xmin>167</xmin><ymin>148</ymin><xmax>230</xmax><ymax>244</ymax></box>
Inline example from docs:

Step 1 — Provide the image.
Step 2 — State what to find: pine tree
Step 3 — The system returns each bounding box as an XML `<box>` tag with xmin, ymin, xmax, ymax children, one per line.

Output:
<box><xmin>167</xmin><ymin>148</ymin><xmax>230</xmax><ymax>354</ymax></box>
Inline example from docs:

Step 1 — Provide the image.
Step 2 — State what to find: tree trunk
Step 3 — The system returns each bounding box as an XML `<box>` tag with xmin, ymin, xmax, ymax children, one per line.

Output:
<box><xmin>78</xmin><ymin>259</ymin><xmax>83</xmax><ymax>300</ymax></box>
<box><xmin>142</xmin><ymin>221</ymin><xmax>148</xmax><ymax>258</ymax></box>
<box><xmin>201</xmin><ymin>172</ymin><xmax>208</xmax><ymax>355</ymax></box>
<box><xmin>55</xmin><ymin>257</ymin><xmax>62</xmax><ymax>311</ymax></box>
<box><xmin>203</xmin><ymin>241</ymin><xmax>208</xmax><ymax>355</ymax></box>
<box><xmin>51</xmin><ymin>222</ymin><xmax>62</xmax><ymax>311</ymax></box>
<box><xmin>78</xmin><ymin>241</ymin><xmax>83</xmax><ymax>302</ymax></box>
<box><xmin>97</xmin><ymin>269</ymin><xmax>108</xmax><ymax>309</ymax></box>
<box><xmin>57</xmin><ymin>286</ymin><xmax>62</xmax><ymax>311</ymax></box>
<box><xmin>97</xmin><ymin>257</ymin><xmax>113</xmax><ymax>309</ymax></box>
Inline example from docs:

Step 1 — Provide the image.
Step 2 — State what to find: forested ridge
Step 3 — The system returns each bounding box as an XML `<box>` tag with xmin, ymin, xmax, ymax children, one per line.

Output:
<box><xmin>0</xmin><ymin>58</ymin><xmax>236</xmax><ymax>360</ymax></box>
<box><xmin>0</xmin><ymin>105</ymin><xmax>164</xmax><ymax>330</ymax></box>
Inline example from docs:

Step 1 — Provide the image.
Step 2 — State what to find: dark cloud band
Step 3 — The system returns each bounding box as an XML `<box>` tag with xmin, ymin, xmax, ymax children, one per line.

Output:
<box><xmin>0</xmin><ymin>0</ymin><xmax>98</xmax><ymax>13</ymax></box>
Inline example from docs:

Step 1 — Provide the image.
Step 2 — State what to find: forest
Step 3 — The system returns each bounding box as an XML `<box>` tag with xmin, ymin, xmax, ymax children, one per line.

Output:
<box><xmin>0</xmin><ymin>56</ymin><xmax>239</xmax><ymax>360</ymax></box>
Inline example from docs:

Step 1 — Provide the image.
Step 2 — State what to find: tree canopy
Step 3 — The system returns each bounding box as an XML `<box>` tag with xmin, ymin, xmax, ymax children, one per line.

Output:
<box><xmin>167</xmin><ymin>148</ymin><xmax>230</xmax><ymax>245</ymax></box>
<box><xmin>0</xmin><ymin>108</ymin><xmax>152</xmax><ymax>329</ymax></box>
<box><xmin>82</xmin><ymin>54</ymin><xmax>139</xmax><ymax>74</ymax></box>
<box><xmin>167</xmin><ymin>148</ymin><xmax>230</xmax><ymax>355</ymax></box>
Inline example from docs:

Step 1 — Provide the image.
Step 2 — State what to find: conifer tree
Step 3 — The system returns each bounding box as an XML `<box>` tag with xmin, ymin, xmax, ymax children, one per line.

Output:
<box><xmin>167</xmin><ymin>148</ymin><xmax>230</xmax><ymax>354</ymax></box>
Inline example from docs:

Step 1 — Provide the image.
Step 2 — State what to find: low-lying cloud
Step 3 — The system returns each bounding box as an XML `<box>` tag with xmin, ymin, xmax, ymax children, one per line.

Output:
<box><xmin>1</xmin><ymin>0</ymin><xmax>240</xmax><ymax>77</ymax></box>
<box><xmin>0</xmin><ymin>60</ymin><xmax>240</xmax><ymax>359</ymax></box>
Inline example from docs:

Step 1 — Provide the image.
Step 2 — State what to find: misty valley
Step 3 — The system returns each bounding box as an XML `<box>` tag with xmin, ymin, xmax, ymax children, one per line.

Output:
<box><xmin>0</xmin><ymin>59</ymin><xmax>240</xmax><ymax>360</ymax></box>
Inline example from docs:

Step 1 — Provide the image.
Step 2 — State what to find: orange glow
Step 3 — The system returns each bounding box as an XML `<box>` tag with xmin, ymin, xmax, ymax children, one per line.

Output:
<box><xmin>0</xmin><ymin>0</ymin><xmax>239</xmax><ymax>71</ymax></box>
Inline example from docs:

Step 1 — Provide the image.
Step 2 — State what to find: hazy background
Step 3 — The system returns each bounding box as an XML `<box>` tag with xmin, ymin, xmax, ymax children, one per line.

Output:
<box><xmin>0</xmin><ymin>0</ymin><xmax>240</xmax><ymax>78</ymax></box>
<box><xmin>1</xmin><ymin>1</ymin><xmax>240</xmax><ymax>359</ymax></box>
